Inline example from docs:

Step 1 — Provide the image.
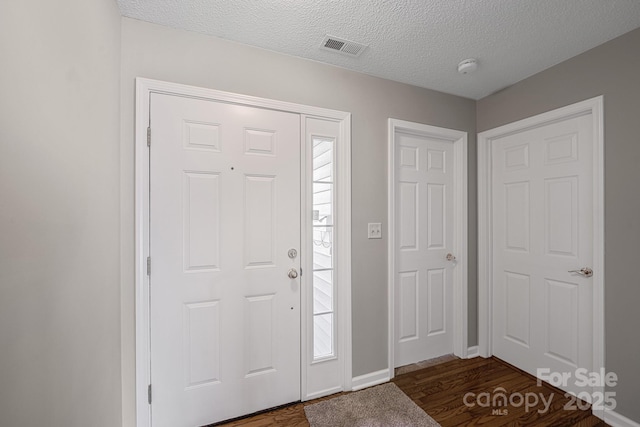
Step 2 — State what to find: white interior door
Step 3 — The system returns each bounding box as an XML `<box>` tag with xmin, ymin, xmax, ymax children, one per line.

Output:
<box><xmin>149</xmin><ymin>93</ymin><xmax>301</xmax><ymax>426</ymax></box>
<box><xmin>492</xmin><ymin>113</ymin><xmax>594</xmax><ymax>397</ymax></box>
<box><xmin>394</xmin><ymin>131</ymin><xmax>455</xmax><ymax>367</ymax></box>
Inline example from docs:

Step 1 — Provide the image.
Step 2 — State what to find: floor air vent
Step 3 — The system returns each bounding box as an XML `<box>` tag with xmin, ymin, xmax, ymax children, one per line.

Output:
<box><xmin>321</xmin><ymin>35</ymin><xmax>367</xmax><ymax>57</ymax></box>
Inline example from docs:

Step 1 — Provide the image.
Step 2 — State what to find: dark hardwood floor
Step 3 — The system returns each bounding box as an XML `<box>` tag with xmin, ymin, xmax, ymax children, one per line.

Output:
<box><xmin>218</xmin><ymin>356</ymin><xmax>608</xmax><ymax>427</ymax></box>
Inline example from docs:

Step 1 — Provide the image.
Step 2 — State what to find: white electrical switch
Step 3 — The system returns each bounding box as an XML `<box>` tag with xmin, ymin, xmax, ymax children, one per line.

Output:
<box><xmin>368</xmin><ymin>223</ymin><xmax>382</xmax><ymax>239</ymax></box>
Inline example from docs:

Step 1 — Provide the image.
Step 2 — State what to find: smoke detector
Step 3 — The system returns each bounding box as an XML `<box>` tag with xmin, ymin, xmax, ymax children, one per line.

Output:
<box><xmin>320</xmin><ymin>35</ymin><xmax>368</xmax><ymax>57</ymax></box>
<box><xmin>457</xmin><ymin>58</ymin><xmax>478</xmax><ymax>74</ymax></box>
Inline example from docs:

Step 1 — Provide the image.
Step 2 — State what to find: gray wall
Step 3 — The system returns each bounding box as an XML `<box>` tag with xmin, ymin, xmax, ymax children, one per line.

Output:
<box><xmin>119</xmin><ymin>18</ymin><xmax>477</xmax><ymax>425</ymax></box>
<box><xmin>477</xmin><ymin>27</ymin><xmax>640</xmax><ymax>423</ymax></box>
<box><xmin>0</xmin><ymin>1</ymin><xmax>122</xmax><ymax>427</ymax></box>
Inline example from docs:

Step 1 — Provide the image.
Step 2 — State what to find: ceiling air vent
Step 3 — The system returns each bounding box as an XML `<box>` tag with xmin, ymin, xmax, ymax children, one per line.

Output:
<box><xmin>321</xmin><ymin>35</ymin><xmax>367</xmax><ymax>57</ymax></box>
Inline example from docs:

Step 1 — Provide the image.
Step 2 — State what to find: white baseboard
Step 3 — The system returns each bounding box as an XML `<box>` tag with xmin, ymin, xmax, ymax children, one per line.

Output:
<box><xmin>351</xmin><ymin>369</ymin><xmax>391</xmax><ymax>391</ymax></box>
<box><xmin>466</xmin><ymin>346</ymin><xmax>479</xmax><ymax>358</ymax></box>
<box><xmin>605</xmin><ymin>409</ymin><xmax>640</xmax><ymax>427</ymax></box>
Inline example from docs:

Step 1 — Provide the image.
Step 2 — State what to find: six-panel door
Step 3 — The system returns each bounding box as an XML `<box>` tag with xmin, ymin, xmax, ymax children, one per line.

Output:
<box><xmin>491</xmin><ymin>113</ymin><xmax>594</xmax><ymax>397</ymax></box>
<box><xmin>394</xmin><ymin>131</ymin><xmax>455</xmax><ymax>367</ymax></box>
<box><xmin>149</xmin><ymin>93</ymin><xmax>301</xmax><ymax>426</ymax></box>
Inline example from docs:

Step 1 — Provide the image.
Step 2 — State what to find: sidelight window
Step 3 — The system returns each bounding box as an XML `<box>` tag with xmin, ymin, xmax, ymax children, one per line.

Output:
<box><xmin>312</xmin><ymin>137</ymin><xmax>335</xmax><ymax>360</ymax></box>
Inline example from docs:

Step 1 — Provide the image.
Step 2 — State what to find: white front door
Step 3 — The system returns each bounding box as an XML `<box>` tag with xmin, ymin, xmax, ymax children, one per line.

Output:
<box><xmin>492</xmin><ymin>113</ymin><xmax>594</xmax><ymax>397</ymax></box>
<box><xmin>149</xmin><ymin>93</ymin><xmax>301</xmax><ymax>426</ymax></box>
<box><xmin>394</xmin><ymin>130</ymin><xmax>455</xmax><ymax>367</ymax></box>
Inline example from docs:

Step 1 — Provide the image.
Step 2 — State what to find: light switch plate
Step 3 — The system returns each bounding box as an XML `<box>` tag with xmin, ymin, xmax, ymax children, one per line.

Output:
<box><xmin>368</xmin><ymin>223</ymin><xmax>382</xmax><ymax>239</ymax></box>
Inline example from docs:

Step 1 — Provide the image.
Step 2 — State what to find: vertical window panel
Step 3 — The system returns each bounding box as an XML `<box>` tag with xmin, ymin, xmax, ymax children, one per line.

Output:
<box><xmin>312</xmin><ymin>137</ymin><xmax>335</xmax><ymax>360</ymax></box>
<box><xmin>313</xmin><ymin>314</ymin><xmax>334</xmax><ymax>359</ymax></box>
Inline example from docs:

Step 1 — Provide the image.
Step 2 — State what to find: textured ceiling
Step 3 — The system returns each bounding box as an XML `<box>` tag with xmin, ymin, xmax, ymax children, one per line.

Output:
<box><xmin>117</xmin><ymin>0</ymin><xmax>640</xmax><ymax>100</ymax></box>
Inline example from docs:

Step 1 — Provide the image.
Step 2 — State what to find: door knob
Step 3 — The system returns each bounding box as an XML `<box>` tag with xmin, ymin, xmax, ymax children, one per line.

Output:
<box><xmin>568</xmin><ymin>267</ymin><xmax>593</xmax><ymax>277</ymax></box>
<box><xmin>288</xmin><ymin>268</ymin><xmax>299</xmax><ymax>279</ymax></box>
<box><xmin>446</xmin><ymin>253</ymin><xmax>456</xmax><ymax>261</ymax></box>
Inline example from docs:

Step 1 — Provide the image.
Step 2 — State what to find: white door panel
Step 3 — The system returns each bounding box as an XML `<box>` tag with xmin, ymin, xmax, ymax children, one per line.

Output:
<box><xmin>492</xmin><ymin>114</ymin><xmax>593</xmax><ymax>397</ymax></box>
<box><xmin>150</xmin><ymin>93</ymin><xmax>300</xmax><ymax>426</ymax></box>
<box><xmin>394</xmin><ymin>132</ymin><xmax>455</xmax><ymax>366</ymax></box>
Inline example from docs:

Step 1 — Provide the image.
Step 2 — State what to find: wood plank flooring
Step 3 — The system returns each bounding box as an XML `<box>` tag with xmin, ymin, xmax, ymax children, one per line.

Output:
<box><xmin>217</xmin><ymin>357</ymin><xmax>608</xmax><ymax>427</ymax></box>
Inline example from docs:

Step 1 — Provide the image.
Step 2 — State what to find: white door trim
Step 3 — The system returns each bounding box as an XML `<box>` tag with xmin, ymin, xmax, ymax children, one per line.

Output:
<box><xmin>134</xmin><ymin>78</ymin><xmax>352</xmax><ymax>427</ymax></box>
<box><xmin>301</xmin><ymin>115</ymin><xmax>353</xmax><ymax>401</ymax></box>
<box><xmin>387</xmin><ymin>118</ymin><xmax>468</xmax><ymax>374</ymax></box>
<box><xmin>477</xmin><ymin>96</ymin><xmax>605</xmax><ymax>418</ymax></box>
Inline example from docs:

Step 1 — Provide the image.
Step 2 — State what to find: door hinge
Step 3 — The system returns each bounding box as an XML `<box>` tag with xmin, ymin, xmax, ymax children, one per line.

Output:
<box><xmin>147</xmin><ymin>256</ymin><xmax>151</xmax><ymax>276</ymax></box>
<box><xmin>148</xmin><ymin>384</ymin><xmax>152</xmax><ymax>404</ymax></box>
<box><xmin>147</xmin><ymin>127</ymin><xmax>151</xmax><ymax>147</ymax></box>
<box><xmin>300</xmin><ymin>267</ymin><xmax>303</xmax><ymax>277</ymax></box>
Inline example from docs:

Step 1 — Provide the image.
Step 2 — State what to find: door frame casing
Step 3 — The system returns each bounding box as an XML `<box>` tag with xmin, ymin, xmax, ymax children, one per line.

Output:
<box><xmin>134</xmin><ymin>78</ymin><xmax>352</xmax><ymax>427</ymax></box>
<box><xmin>477</xmin><ymin>96</ymin><xmax>605</xmax><ymax>418</ymax></box>
<box><xmin>387</xmin><ymin>118</ymin><xmax>469</xmax><ymax>373</ymax></box>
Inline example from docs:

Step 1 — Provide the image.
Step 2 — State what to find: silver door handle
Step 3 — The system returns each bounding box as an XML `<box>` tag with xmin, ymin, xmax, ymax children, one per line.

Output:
<box><xmin>568</xmin><ymin>267</ymin><xmax>593</xmax><ymax>278</ymax></box>
<box><xmin>288</xmin><ymin>268</ymin><xmax>299</xmax><ymax>279</ymax></box>
<box><xmin>446</xmin><ymin>253</ymin><xmax>456</xmax><ymax>261</ymax></box>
